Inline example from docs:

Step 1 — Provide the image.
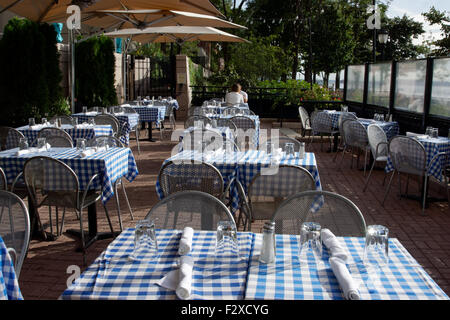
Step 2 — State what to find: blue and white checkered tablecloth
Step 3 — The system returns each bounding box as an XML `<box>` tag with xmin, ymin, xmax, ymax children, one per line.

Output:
<box><xmin>385</xmin><ymin>136</ymin><xmax>450</xmax><ymax>183</ymax></box>
<box><xmin>202</xmin><ymin>105</ymin><xmax>250</xmax><ymax>115</ymax></box>
<box><xmin>358</xmin><ymin>119</ymin><xmax>400</xmax><ymax>142</ymax></box>
<box><xmin>131</xmin><ymin>106</ymin><xmax>166</xmax><ymax>126</ymax></box>
<box><xmin>323</xmin><ymin>111</ymin><xmax>357</xmax><ymax>129</ymax></box>
<box><xmin>245</xmin><ymin>233</ymin><xmax>449</xmax><ymax>300</ymax></box>
<box><xmin>16</xmin><ymin>124</ymin><xmax>113</xmax><ymax>146</ymax></box>
<box><xmin>232</xmin><ymin>151</ymin><xmax>322</xmax><ymax>214</ymax></box>
<box><xmin>60</xmin><ymin>228</ymin><xmax>253</xmax><ymax>300</ymax></box>
<box><xmin>204</xmin><ymin>115</ymin><xmax>260</xmax><ymax>148</ymax></box>
<box><xmin>0</xmin><ymin>147</ymin><xmax>138</xmax><ymax>204</ymax></box>
<box><xmin>72</xmin><ymin>112</ymin><xmax>139</xmax><ymax>146</ymax></box>
<box><xmin>0</xmin><ymin>236</ymin><xmax>22</xmax><ymax>300</ymax></box>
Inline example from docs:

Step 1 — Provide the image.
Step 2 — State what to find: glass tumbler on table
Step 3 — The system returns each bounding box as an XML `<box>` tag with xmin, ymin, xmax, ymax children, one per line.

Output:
<box><xmin>41</xmin><ymin>118</ymin><xmax>47</xmax><ymax>125</ymax></box>
<box><xmin>130</xmin><ymin>219</ymin><xmax>159</xmax><ymax>261</ymax></box>
<box><xmin>298</xmin><ymin>222</ymin><xmax>322</xmax><ymax>263</ymax></box>
<box><xmin>285</xmin><ymin>142</ymin><xmax>295</xmax><ymax>157</ymax></box>
<box><xmin>363</xmin><ymin>225</ymin><xmax>389</xmax><ymax>268</ymax></box>
<box><xmin>28</xmin><ymin>118</ymin><xmax>35</xmax><ymax>127</ymax></box>
<box><xmin>37</xmin><ymin>138</ymin><xmax>47</xmax><ymax>150</ymax></box>
<box><xmin>215</xmin><ymin>221</ymin><xmax>239</xmax><ymax>259</ymax></box>
<box><xmin>76</xmin><ymin>138</ymin><xmax>86</xmax><ymax>151</ymax></box>
<box><xmin>82</xmin><ymin>106</ymin><xmax>88</xmax><ymax>114</ymax></box>
<box><xmin>19</xmin><ymin>138</ymin><xmax>28</xmax><ymax>150</ymax></box>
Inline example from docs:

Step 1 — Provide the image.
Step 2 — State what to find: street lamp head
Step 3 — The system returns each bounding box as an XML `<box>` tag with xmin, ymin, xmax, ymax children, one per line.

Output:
<box><xmin>378</xmin><ymin>30</ymin><xmax>388</xmax><ymax>44</ymax></box>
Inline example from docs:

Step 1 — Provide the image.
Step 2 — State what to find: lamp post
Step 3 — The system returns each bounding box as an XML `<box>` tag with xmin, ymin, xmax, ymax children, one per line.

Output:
<box><xmin>378</xmin><ymin>29</ymin><xmax>389</xmax><ymax>61</ymax></box>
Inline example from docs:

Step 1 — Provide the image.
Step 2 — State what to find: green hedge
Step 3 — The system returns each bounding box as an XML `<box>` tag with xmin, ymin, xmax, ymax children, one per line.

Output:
<box><xmin>75</xmin><ymin>36</ymin><xmax>118</xmax><ymax>107</ymax></box>
<box><xmin>0</xmin><ymin>18</ymin><xmax>63</xmax><ymax>126</ymax></box>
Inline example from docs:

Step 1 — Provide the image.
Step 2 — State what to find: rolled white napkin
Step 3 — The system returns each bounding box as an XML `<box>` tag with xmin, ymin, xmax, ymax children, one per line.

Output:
<box><xmin>156</xmin><ymin>255</ymin><xmax>194</xmax><ymax>300</ymax></box>
<box><xmin>321</xmin><ymin>228</ymin><xmax>348</xmax><ymax>261</ymax></box>
<box><xmin>75</xmin><ymin>123</ymin><xmax>91</xmax><ymax>129</ymax></box>
<box><xmin>29</xmin><ymin>124</ymin><xmax>43</xmax><ymax>130</ymax></box>
<box><xmin>80</xmin><ymin>148</ymin><xmax>96</xmax><ymax>158</ymax></box>
<box><xmin>15</xmin><ymin>149</ymin><xmax>30</xmax><ymax>156</ymax></box>
<box><xmin>329</xmin><ymin>257</ymin><xmax>360</xmax><ymax>300</ymax></box>
<box><xmin>178</xmin><ymin>227</ymin><xmax>194</xmax><ymax>256</ymax></box>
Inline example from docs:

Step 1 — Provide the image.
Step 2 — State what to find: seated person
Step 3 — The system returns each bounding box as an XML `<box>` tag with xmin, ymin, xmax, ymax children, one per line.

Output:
<box><xmin>237</xmin><ymin>83</ymin><xmax>248</xmax><ymax>103</ymax></box>
<box><xmin>225</xmin><ymin>84</ymin><xmax>244</xmax><ymax>105</ymax></box>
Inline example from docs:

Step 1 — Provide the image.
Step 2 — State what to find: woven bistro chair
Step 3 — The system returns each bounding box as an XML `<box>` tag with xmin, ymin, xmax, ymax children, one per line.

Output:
<box><xmin>0</xmin><ymin>167</ymin><xmax>6</xmax><ymax>191</ymax></box>
<box><xmin>0</xmin><ymin>190</ymin><xmax>30</xmax><ymax>278</ymax></box>
<box><xmin>50</xmin><ymin>115</ymin><xmax>74</xmax><ymax>125</ymax></box>
<box><xmin>46</xmin><ymin>135</ymin><xmax>74</xmax><ymax>148</ymax></box>
<box><xmin>184</xmin><ymin>115</ymin><xmax>212</xmax><ymax>129</ymax></box>
<box><xmin>248</xmin><ymin>165</ymin><xmax>316</xmax><ymax>223</ymax></box>
<box><xmin>263</xmin><ymin>136</ymin><xmax>303</xmax><ymax>152</ymax></box>
<box><xmin>86</xmin><ymin>136</ymin><xmax>134</xmax><ymax>230</ymax></box>
<box><xmin>23</xmin><ymin>156</ymin><xmax>114</xmax><ymax>265</ymax></box>
<box><xmin>180</xmin><ymin>128</ymin><xmax>224</xmax><ymax>152</ymax></box>
<box><xmin>94</xmin><ymin>114</ymin><xmax>120</xmax><ymax>137</ymax></box>
<box><xmin>230</xmin><ymin>116</ymin><xmax>256</xmax><ymax>151</ymax></box>
<box><xmin>271</xmin><ymin>190</ymin><xmax>366</xmax><ymax>237</ymax></box>
<box><xmin>0</xmin><ymin>127</ymin><xmax>26</xmax><ymax>150</ymax></box>
<box><xmin>223</xmin><ymin>177</ymin><xmax>251</xmax><ymax>231</ymax></box>
<box><xmin>38</xmin><ymin>127</ymin><xmax>73</xmax><ymax>147</ymax></box>
<box><xmin>363</xmin><ymin>124</ymin><xmax>389</xmax><ymax>192</ymax></box>
<box><xmin>188</xmin><ymin>106</ymin><xmax>203</xmax><ymax>117</ymax></box>
<box><xmin>121</xmin><ymin>106</ymin><xmax>141</xmax><ymax>154</ymax></box>
<box><xmin>339</xmin><ymin>119</ymin><xmax>371</xmax><ymax>176</ymax></box>
<box><xmin>382</xmin><ymin>136</ymin><xmax>428</xmax><ymax>215</ymax></box>
<box><xmin>223</xmin><ymin>107</ymin><xmax>240</xmax><ymax>116</ymax></box>
<box><xmin>309</xmin><ymin>111</ymin><xmax>339</xmax><ymax>151</ymax></box>
<box><xmin>333</xmin><ymin>112</ymin><xmax>358</xmax><ymax>162</ymax></box>
<box><xmin>428</xmin><ymin>152</ymin><xmax>449</xmax><ymax>204</ymax></box>
<box><xmin>145</xmin><ymin>191</ymin><xmax>236</xmax><ymax>231</ymax></box>
<box><xmin>298</xmin><ymin>106</ymin><xmax>312</xmax><ymax>138</ymax></box>
<box><xmin>216</xmin><ymin>118</ymin><xmax>238</xmax><ymax>132</ymax></box>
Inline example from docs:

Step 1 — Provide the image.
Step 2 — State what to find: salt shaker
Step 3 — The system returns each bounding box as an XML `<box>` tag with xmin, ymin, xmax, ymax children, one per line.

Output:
<box><xmin>299</xmin><ymin>142</ymin><xmax>305</xmax><ymax>159</ymax></box>
<box><xmin>259</xmin><ymin>222</ymin><xmax>276</xmax><ymax>264</ymax></box>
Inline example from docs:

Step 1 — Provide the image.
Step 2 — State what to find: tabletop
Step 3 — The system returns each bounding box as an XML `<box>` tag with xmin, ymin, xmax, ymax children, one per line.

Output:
<box><xmin>131</xmin><ymin>106</ymin><xmax>166</xmax><ymax>125</ymax></box>
<box><xmin>358</xmin><ymin>119</ymin><xmax>400</xmax><ymax>142</ymax></box>
<box><xmin>323</xmin><ymin>110</ymin><xmax>357</xmax><ymax>129</ymax></box>
<box><xmin>16</xmin><ymin>124</ymin><xmax>113</xmax><ymax>146</ymax></box>
<box><xmin>60</xmin><ymin>229</ymin><xmax>448</xmax><ymax>300</ymax></box>
<box><xmin>0</xmin><ymin>147</ymin><xmax>138</xmax><ymax>204</ymax></box>
<box><xmin>60</xmin><ymin>228</ymin><xmax>253</xmax><ymax>300</ymax></box>
<box><xmin>0</xmin><ymin>235</ymin><xmax>22</xmax><ymax>300</ymax></box>
<box><xmin>245</xmin><ymin>233</ymin><xmax>448</xmax><ymax>300</ymax></box>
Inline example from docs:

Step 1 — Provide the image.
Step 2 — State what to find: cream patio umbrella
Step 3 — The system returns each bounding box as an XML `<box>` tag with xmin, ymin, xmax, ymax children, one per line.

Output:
<box><xmin>0</xmin><ymin>0</ymin><xmax>223</xmax><ymax>23</ymax></box>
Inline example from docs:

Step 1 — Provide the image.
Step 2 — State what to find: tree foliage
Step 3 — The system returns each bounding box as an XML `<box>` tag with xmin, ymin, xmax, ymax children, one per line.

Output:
<box><xmin>423</xmin><ymin>7</ymin><xmax>450</xmax><ymax>56</ymax></box>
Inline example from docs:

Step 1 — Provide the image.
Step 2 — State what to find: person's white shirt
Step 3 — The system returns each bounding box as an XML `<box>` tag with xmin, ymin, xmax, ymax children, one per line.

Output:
<box><xmin>225</xmin><ymin>91</ymin><xmax>244</xmax><ymax>105</ymax></box>
<box><xmin>240</xmin><ymin>90</ymin><xmax>248</xmax><ymax>102</ymax></box>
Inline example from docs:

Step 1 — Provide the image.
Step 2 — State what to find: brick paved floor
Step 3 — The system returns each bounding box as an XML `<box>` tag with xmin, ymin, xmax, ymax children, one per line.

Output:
<box><xmin>17</xmin><ymin>120</ymin><xmax>450</xmax><ymax>299</ymax></box>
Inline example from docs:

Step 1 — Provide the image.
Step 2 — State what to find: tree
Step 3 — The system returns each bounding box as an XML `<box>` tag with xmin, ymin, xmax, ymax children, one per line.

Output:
<box><xmin>423</xmin><ymin>7</ymin><xmax>450</xmax><ymax>56</ymax></box>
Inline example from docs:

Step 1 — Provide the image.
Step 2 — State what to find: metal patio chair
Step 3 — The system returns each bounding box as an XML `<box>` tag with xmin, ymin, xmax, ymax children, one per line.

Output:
<box><xmin>363</xmin><ymin>124</ymin><xmax>389</xmax><ymax>192</ymax></box>
<box><xmin>333</xmin><ymin>112</ymin><xmax>358</xmax><ymax>162</ymax></box>
<box><xmin>184</xmin><ymin>115</ymin><xmax>212</xmax><ymax>129</ymax></box>
<box><xmin>310</xmin><ymin>111</ymin><xmax>338</xmax><ymax>151</ymax></box>
<box><xmin>0</xmin><ymin>126</ymin><xmax>26</xmax><ymax>150</ymax></box>
<box><xmin>94</xmin><ymin>114</ymin><xmax>120</xmax><ymax>137</ymax></box>
<box><xmin>298</xmin><ymin>106</ymin><xmax>312</xmax><ymax>138</ymax></box>
<box><xmin>339</xmin><ymin>119</ymin><xmax>371</xmax><ymax>176</ymax></box>
<box><xmin>263</xmin><ymin>136</ymin><xmax>303</xmax><ymax>152</ymax></box>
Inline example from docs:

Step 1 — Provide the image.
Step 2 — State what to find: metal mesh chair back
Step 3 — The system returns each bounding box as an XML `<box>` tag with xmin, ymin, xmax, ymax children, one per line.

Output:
<box><xmin>0</xmin><ymin>190</ymin><xmax>30</xmax><ymax>278</ymax></box>
<box><xmin>264</xmin><ymin>137</ymin><xmax>302</xmax><ymax>152</ymax></box>
<box><xmin>94</xmin><ymin>114</ymin><xmax>119</xmax><ymax>136</ymax></box>
<box><xmin>389</xmin><ymin>136</ymin><xmax>427</xmax><ymax>176</ymax></box>
<box><xmin>0</xmin><ymin>126</ymin><xmax>26</xmax><ymax>150</ymax></box>
<box><xmin>38</xmin><ymin>127</ymin><xmax>72</xmax><ymax>142</ymax></box>
<box><xmin>298</xmin><ymin>107</ymin><xmax>311</xmax><ymax>130</ymax></box>
<box><xmin>23</xmin><ymin>156</ymin><xmax>80</xmax><ymax>209</ymax></box>
<box><xmin>188</xmin><ymin>106</ymin><xmax>202</xmax><ymax>116</ymax></box>
<box><xmin>230</xmin><ymin>116</ymin><xmax>256</xmax><ymax>131</ymax></box>
<box><xmin>217</xmin><ymin>118</ymin><xmax>237</xmax><ymax>131</ymax></box>
<box><xmin>112</xmin><ymin>106</ymin><xmax>125</xmax><ymax>113</ymax></box>
<box><xmin>248</xmin><ymin>165</ymin><xmax>316</xmax><ymax>220</ymax></box>
<box><xmin>0</xmin><ymin>167</ymin><xmax>6</xmax><ymax>191</ymax></box>
<box><xmin>181</xmin><ymin>129</ymin><xmax>224</xmax><ymax>151</ymax></box>
<box><xmin>367</xmin><ymin>124</ymin><xmax>388</xmax><ymax>160</ymax></box>
<box><xmin>87</xmin><ymin>135</ymin><xmax>124</xmax><ymax>148</ymax></box>
<box><xmin>152</xmin><ymin>101</ymin><xmax>166</xmax><ymax>107</ymax></box>
<box><xmin>271</xmin><ymin>190</ymin><xmax>366</xmax><ymax>237</ymax></box>
<box><xmin>223</xmin><ymin>138</ymin><xmax>240</xmax><ymax>152</ymax></box>
<box><xmin>343</xmin><ymin>120</ymin><xmax>369</xmax><ymax>149</ymax></box>
<box><xmin>338</xmin><ymin>113</ymin><xmax>358</xmax><ymax>143</ymax></box>
<box><xmin>145</xmin><ymin>191</ymin><xmax>235</xmax><ymax>231</ymax></box>
<box><xmin>46</xmin><ymin>135</ymin><xmax>74</xmax><ymax>148</ymax></box>
<box><xmin>311</xmin><ymin>112</ymin><xmax>334</xmax><ymax>133</ymax></box>
<box><xmin>223</xmin><ymin>107</ymin><xmax>240</xmax><ymax>116</ymax></box>
<box><xmin>184</xmin><ymin>115</ymin><xmax>212</xmax><ymax>129</ymax></box>
<box><xmin>122</xmin><ymin>106</ymin><xmax>137</xmax><ymax>114</ymax></box>
<box><xmin>310</xmin><ymin>110</ymin><xmax>319</xmax><ymax>124</ymax></box>
<box><xmin>158</xmin><ymin>161</ymin><xmax>224</xmax><ymax>198</ymax></box>
<box><xmin>51</xmin><ymin>115</ymin><xmax>73</xmax><ymax>125</ymax></box>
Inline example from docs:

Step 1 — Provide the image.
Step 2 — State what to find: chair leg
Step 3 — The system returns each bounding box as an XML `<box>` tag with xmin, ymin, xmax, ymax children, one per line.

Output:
<box><xmin>59</xmin><ymin>207</ymin><xmax>66</xmax><ymax>236</ymax></box>
<box><xmin>78</xmin><ymin>208</ymin><xmax>87</xmax><ymax>266</ymax></box>
<box><xmin>48</xmin><ymin>206</ymin><xmax>53</xmax><ymax>236</ymax></box>
<box><xmin>363</xmin><ymin>160</ymin><xmax>376</xmax><ymax>192</ymax></box>
<box><xmin>382</xmin><ymin>170</ymin><xmax>396</xmax><ymax>207</ymax></box>
<box><xmin>135</xmin><ymin>127</ymin><xmax>140</xmax><ymax>155</ymax></box>
<box><xmin>398</xmin><ymin>172</ymin><xmax>402</xmax><ymax>199</ymax></box>
<box><xmin>338</xmin><ymin>145</ymin><xmax>347</xmax><ymax>169</ymax></box>
<box><xmin>121</xmin><ymin>181</ymin><xmax>134</xmax><ymax>220</ymax></box>
<box><xmin>363</xmin><ymin>148</ymin><xmax>369</xmax><ymax>177</ymax></box>
<box><xmin>114</xmin><ymin>182</ymin><xmax>123</xmax><ymax>232</ymax></box>
<box><xmin>422</xmin><ymin>175</ymin><xmax>428</xmax><ymax>216</ymax></box>
<box><xmin>102</xmin><ymin>204</ymin><xmax>115</xmax><ymax>234</ymax></box>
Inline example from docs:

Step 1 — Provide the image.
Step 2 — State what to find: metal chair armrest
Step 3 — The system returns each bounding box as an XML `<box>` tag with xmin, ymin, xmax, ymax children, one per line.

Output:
<box><xmin>428</xmin><ymin>152</ymin><xmax>449</xmax><ymax>174</ymax></box>
<box><xmin>79</xmin><ymin>173</ymin><xmax>101</xmax><ymax>209</ymax></box>
<box><xmin>374</xmin><ymin>141</ymin><xmax>388</xmax><ymax>159</ymax></box>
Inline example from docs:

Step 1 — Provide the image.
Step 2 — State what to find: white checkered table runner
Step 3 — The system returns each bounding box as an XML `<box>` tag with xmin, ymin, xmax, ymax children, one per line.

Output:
<box><xmin>16</xmin><ymin>124</ymin><xmax>113</xmax><ymax>146</ymax></box>
<box><xmin>60</xmin><ymin>228</ymin><xmax>253</xmax><ymax>300</ymax></box>
<box><xmin>245</xmin><ymin>233</ymin><xmax>449</xmax><ymax>300</ymax></box>
<box><xmin>0</xmin><ymin>147</ymin><xmax>138</xmax><ymax>204</ymax></box>
<box><xmin>0</xmin><ymin>236</ymin><xmax>23</xmax><ymax>300</ymax></box>
<box><xmin>385</xmin><ymin>136</ymin><xmax>450</xmax><ymax>183</ymax></box>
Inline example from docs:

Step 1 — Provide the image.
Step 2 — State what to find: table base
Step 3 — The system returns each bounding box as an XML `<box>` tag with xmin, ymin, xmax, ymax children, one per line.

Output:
<box><xmin>66</xmin><ymin>229</ymin><xmax>120</xmax><ymax>251</ymax></box>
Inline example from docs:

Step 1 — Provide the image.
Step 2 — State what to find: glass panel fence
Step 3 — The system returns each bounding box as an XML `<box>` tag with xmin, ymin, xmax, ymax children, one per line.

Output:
<box><xmin>430</xmin><ymin>58</ymin><xmax>450</xmax><ymax>118</ymax></box>
<box><xmin>346</xmin><ymin>65</ymin><xmax>365</xmax><ymax>103</ymax></box>
<box><xmin>367</xmin><ymin>63</ymin><xmax>391</xmax><ymax>108</ymax></box>
<box><xmin>394</xmin><ymin>60</ymin><xmax>427</xmax><ymax>114</ymax></box>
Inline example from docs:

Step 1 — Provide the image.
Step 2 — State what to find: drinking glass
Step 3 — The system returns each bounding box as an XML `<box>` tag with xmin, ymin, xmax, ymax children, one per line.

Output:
<box><xmin>211</xmin><ymin>119</ymin><xmax>218</xmax><ymax>128</ymax></box>
<box><xmin>285</xmin><ymin>143</ymin><xmax>295</xmax><ymax>157</ymax></box>
<box><xmin>130</xmin><ymin>220</ymin><xmax>159</xmax><ymax>261</ymax></box>
<box><xmin>363</xmin><ymin>225</ymin><xmax>389</xmax><ymax>268</ymax></box>
<box><xmin>19</xmin><ymin>138</ymin><xmax>28</xmax><ymax>150</ymax></box>
<box><xmin>266</xmin><ymin>142</ymin><xmax>274</xmax><ymax>155</ymax></box>
<box><xmin>341</xmin><ymin>105</ymin><xmax>348</xmax><ymax>112</ymax></box>
<box><xmin>425</xmin><ymin>126</ymin><xmax>433</xmax><ymax>137</ymax></box>
<box><xmin>72</xmin><ymin>117</ymin><xmax>78</xmax><ymax>126</ymax></box>
<box><xmin>82</xmin><ymin>106</ymin><xmax>88</xmax><ymax>114</ymax></box>
<box><xmin>41</xmin><ymin>118</ymin><xmax>47</xmax><ymax>125</ymax></box>
<box><xmin>298</xmin><ymin>222</ymin><xmax>322</xmax><ymax>263</ymax></box>
<box><xmin>76</xmin><ymin>138</ymin><xmax>86</xmax><ymax>151</ymax></box>
<box><xmin>102</xmin><ymin>107</ymin><xmax>108</xmax><ymax>114</ymax></box>
<box><xmin>432</xmin><ymin>128</ymin><xmax>439</xmax><ymax>138</ymax></box>
<box><xmin>93</xmin><ymin>106</ymin><xmax>99</xmax><ymax>113</ymax></box>
<box><xmin>28</xmin><ymin>118</ymin><xmax>35</xmax><ymax>127</ymax></box>
<box><xmin>89</xmin><ymin>118</ymin><xmax>95</xmax><ymax>126</ymax></box>
<box><xmin>37</xmin><ymin>138</ymin><xmax>47</xmax><ymax>150</ymax></box>
<box><xmin>215</xmin><ymin>221</ymin><xmax>239</xmax><ymax>258</ymax></box>
<box><xmin>298</xmin><ymin>142</ymin><xmax>305</xmax><ymax>159</ymax></box>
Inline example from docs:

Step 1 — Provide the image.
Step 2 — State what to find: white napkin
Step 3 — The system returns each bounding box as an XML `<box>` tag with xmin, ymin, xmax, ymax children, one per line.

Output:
<box><xmin>15</xmin><ymin>144</ymin><xmax>50</xmax><ymax>156</ymax></box>
<box><xmin>321</xmin><ymin>228</ymin><xmax>348</xmax><ymax>262</ymax></box>
<box><xmin>29</xmin><ymin>124</ymin><xmax>43</xmax><ymax>130</ymax></box>
<box><xmin>156</xmin><ymin>255</ymin><xmax>194</xmax><ymax>300</ymax></box>
<box><xmin>178</xmin><ymin>227</ymin><xmax>194</xmax><ymax>256</ymax></box>
<box><xmin>80</xmin><ymin>148</ymin><xmax>96</xmax><ymax>158</ymax></box>
<box><xmin>329</xmin><ymin>257</ymin><xmax>360</xmax><ymax>300</ymax></box>
<box><xmin>15</xmin><ymin>149</ymin><xmax>31</xmax><ymax>156</ymax></box>
<box><xmin>75</xmin><ymin>123</ymin><xmax>92</xmax><ymax>129</ymax></box>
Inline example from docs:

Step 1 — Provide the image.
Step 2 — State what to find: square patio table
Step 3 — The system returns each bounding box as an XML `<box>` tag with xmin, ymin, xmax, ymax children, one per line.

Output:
<box><xmin>60</xmin><ymin>228</ymin><xmax>253</xmax><ymax>300</ymax></box>
<box><xmin>358</xmin><ymin>119</ymin><xmax>400</xmax><ymax>142</ymax></box>
<box><xmin>130</xmin><ymin>105</ymin><xmax>166</xmax><ymax>142</ymax></box>
<box><xmin>245</xmin><ymin>233</ymin><xmax>449</xmax><ymax>300</ymax></box>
